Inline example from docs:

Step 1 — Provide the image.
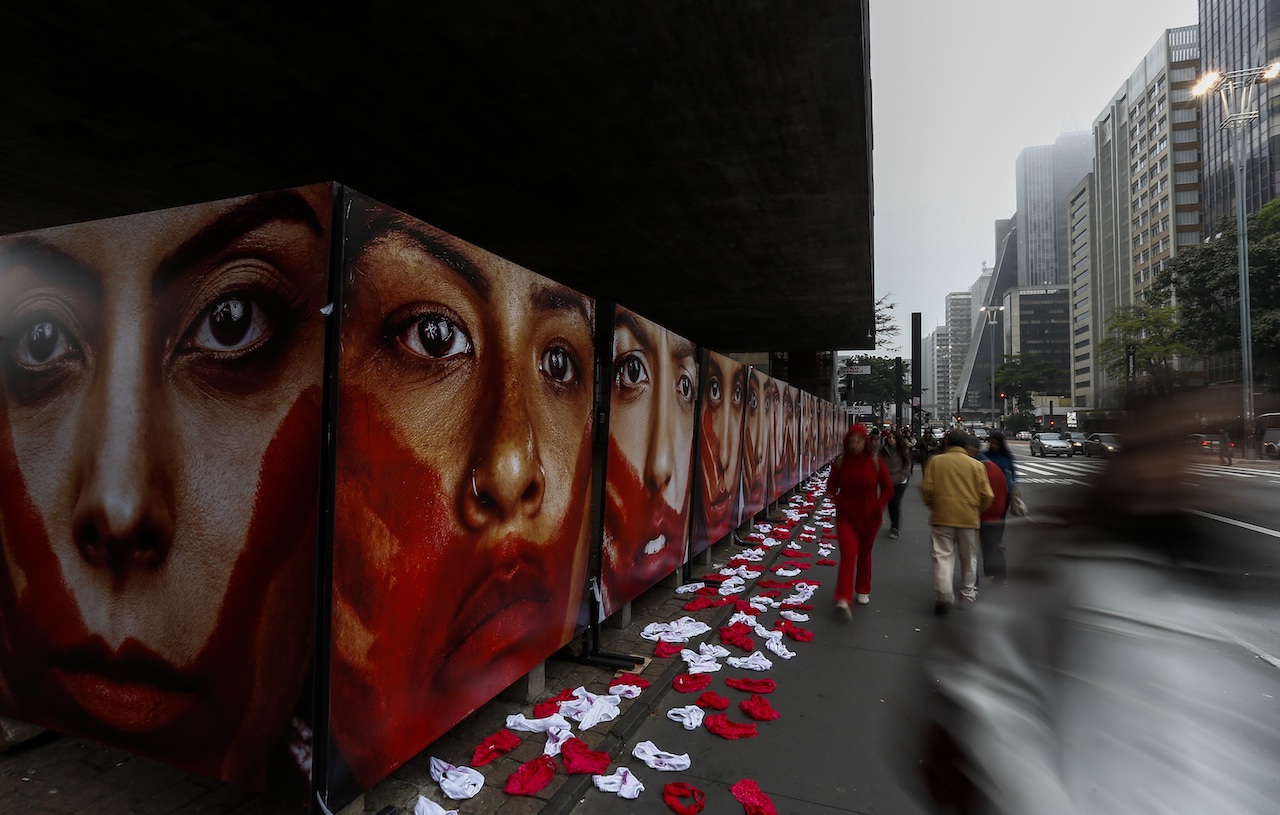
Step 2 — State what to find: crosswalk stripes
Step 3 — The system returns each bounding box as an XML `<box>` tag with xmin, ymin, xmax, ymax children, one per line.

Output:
<box><xmin>1011</xmin><ymin>455</ymin><xmax>1269</xmax><ymax>481</ymax></box>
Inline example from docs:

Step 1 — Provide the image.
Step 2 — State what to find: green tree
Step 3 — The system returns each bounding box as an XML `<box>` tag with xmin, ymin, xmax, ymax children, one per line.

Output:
<box><xmin>1154</xmin><ymin>198</ymin><xmax>1280</xmax><ymax>385</ymax></box>
<box><xmin>992</xmin><ymin>353</ymin><xmax>1064</xmax><ymax>411</ymax></box>
<box><xmin>1095</xmin><ymin>302</ymin><xmax>1193</xmax><ymax>397</ymax></box>
<box><xmin>844</xmin><ymin>354</ymin><xmax>910</xmax><ymax>423</ymax></box>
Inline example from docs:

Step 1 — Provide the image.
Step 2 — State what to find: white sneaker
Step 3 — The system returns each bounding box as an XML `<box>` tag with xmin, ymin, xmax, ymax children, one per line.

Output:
<box><xmin>855</xmin><ymin>593</ymin><xmax>871</xmax><ymax>605</ymax></box>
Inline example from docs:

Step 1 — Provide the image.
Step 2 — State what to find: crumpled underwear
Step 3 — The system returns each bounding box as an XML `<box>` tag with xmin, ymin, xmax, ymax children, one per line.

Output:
<box><xmin>675</xmin><ymin>581</ymin><xmax>705</xmax><ymax>594</ymax></box>
<box><xmin>780</xmin><ymin>602</ymin><xmax>813</xmax><ymax>611</ymax></box>
<box><xmin>641</xmin><ymin>617</ymin><xmax>713</xmax><ymax>643</ymax></box>
<box><xmin>683</xmin><ymin>595</ymin><xmax>732</xmax><ymax>612</ymax></box>
<box><xmin>542</xmin><ymin>725</ymin><xmax>574</xmax><ymax>756</ymax></box>
<box><xmin>730</xmin><ymin>778</ymin><xmax>779</xmax><ymax>815</ymax></box>
<box><xmin>695</xmin><ymin>690</ymin><xmax>730</xmax><ymax>710</ymax></box>
<box><xmin>503</xmin><ymin>755</ymin><xmax>557</xmax><ymax>795</ymax></box>
<box><xmin>665</xmin><ymin>704</ymin><xmax>705</xmax><ymax>730</ymax></box>
<box><xmin>718</xmin><ymin>575</ymin><xmax>747</xmax><ymax>595</ymax></box>
<box><xmin>679</xmin><ymin>648</ymin><xmax>722</xmax><ymax>674</ymax></box>
<box><xmin>774</xmin><ymin>620</ymin><xmax>814</xmax><ymax>642</ymax></box>
<box><xmin>428</xmin><ymin>757</ymin><xmax>483</xmax><ymax>800</ymax></box>
<box><xmin>817</xmin><ymin>559</ymin><xmax>838</xmax><ymax>566</ymax></box>
<box><xmin>561</xmin><ymin>737</ymin><xmax>611</xmax><ymax>774</ymax></box>
<box><xmin>608</xmin><ymin>675</ymin><xmax>651</xmax><ymax>698</ymax></box>
<box><xmin>760</xmin><ymin>632</ymin><xmax>795</xmax><ymax>660</ymax></box>
<box><xmin>733</xmin><ymin>599</ymin><xmax>763</xmax><ymax>616</ymax></box>
<box><xmin>663</xmin><ymin>782</ymin><xmax>706</xmax><ymax>815</ymax></box>
<box><xmin>472</xmin><ymin>729</ymin><xmax>522</xmax><ymax>766</ymax></box>
<box><xmin>725</xmin><ymin>677</ymin><xmax>776</xmax><ymax>694</ymax></box>
<box><xmin>656</xmin><ymin>640</ymin><xmax>684</xmax><ymax>658</ymax></box>
<box><xmin>719</xmin><ymin>622</ymin><xmax>756</xmax><ymax>652</ymax></box>
<box><xmin>784</xmin><ymin>561</ymin><xmax>812</xmax><ymax>570</ymax></box>
<box><xmin>739</xmin><ymin>694</ymin><xmax>781</xmax><ymax>721</ymax></box>
<box><xmin>411</xmin><ymin>796</ymin><xmax>457</xmax><ymax>815</ymax></box>
<box><xmin>672</xmin><ymin>672</ymin><xmax>713</xmax><ymax>693</ymax></box>
<box><xmin>748</xmin><ymin>595</ymin><xmax>777</xmax><ymax>612</ymax></box>
<box><xmin>505</xmin><ymin>712</ymin><xmax>571</xmax><ymax>733</ymax></box>
<box><xmin>559</xmin><ymin>687</ymin><xmax>622</xmax><ymax>730</ymax></box>
<box><xmin>704</xmin><ymin>713</ymin><xmax>758</xmax><ymax>740</ymax></box>
<box><xmin>727</xmin><ymin>651</ymin><xmax>774</xmax><ymax>671</ymax></box>
<box><xmin>773</xmin><ymin>567</ymin><xmax>801</xmax><ymax>577</ymax></box>
<box><xmin>785</xmin><ymin>550</ymin><xmax>813</xmax><ymax>558</ymax></box>
<box><xmin>633</xmin><ymin>740</ymin><xmax>692</xmax><ymax>772</ymax></box>
<box><xmin>593</xmin><ymin>767</ymin><xmax>645</xmax><ymax>799</ymax></box>
<box><xmin>779</xmin><ymin>609</ymin><xmax>810</xmax><ymax>622</ymax></box>
<box><xmin>533</xmin><ymin>687</ymin><xmax>578</xmax><ymax>718</ymax></box>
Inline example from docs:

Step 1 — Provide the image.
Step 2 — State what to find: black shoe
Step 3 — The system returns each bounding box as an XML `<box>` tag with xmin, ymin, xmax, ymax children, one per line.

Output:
<box><xmin>888</xmin><ymin>528</ymin><xmax>899</xmax><ymax>539</ymax></box>
<box><xmin>934</xmin><ymin>601</ymin><xmax>952</xmax><ymax>617</ymax></box>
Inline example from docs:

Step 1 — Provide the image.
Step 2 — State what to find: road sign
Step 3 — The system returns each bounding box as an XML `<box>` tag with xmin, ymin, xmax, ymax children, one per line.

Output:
<box><xmin>839</xmin><ymin>364</ymin><xmax>871</xmax><ymax>375</ymax></box>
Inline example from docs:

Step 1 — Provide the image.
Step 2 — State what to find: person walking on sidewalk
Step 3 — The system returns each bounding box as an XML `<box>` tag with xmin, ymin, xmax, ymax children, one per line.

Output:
<box><xmin>882</xmin><ymin>429</ymin><xmax>913</xmax><ymax>539</ymax></box>
<box><xmin>826</xmin><ymin>423</ymin><xmax>893</xmax><ymax>614</ymax></box>
<box><xmin>1218</xmin><ymin>427</ymin><xmax>1233</xmax><ymax>465</ymax></box>
<box><xmin>920</xmin><ymin>430</ymin><xmax>993</xmax><ymax>616</ymax></box>
<box><xmin>974</xmin><ymin>442</ymin><xmax>1010</xmax><ymax>585</ymax></box>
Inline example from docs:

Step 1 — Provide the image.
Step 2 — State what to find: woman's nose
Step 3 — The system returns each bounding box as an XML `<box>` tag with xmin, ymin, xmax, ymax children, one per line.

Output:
<box><xmin>464</xmin><ymin>377</ymin><xmax>545</xmax><ymax>528</ymax></box>
<box><xmin>646</xmin><ymin>373</ymin><xmax>676</xmax><ymax>493</ymax></box>
<box><xmin>71</xmin><ymin>350</ymin><xmax>174</xmax><ymax>575</ymax></box>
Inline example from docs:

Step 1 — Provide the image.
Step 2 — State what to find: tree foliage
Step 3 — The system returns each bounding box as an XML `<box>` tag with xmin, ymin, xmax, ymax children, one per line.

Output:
<box><xmin>992</xmin><ymin>353</ymin><xmax>1065</xmax><ymax>411</ymax></box>
<box><xmin>841</xmin><ymin>354</ymin><xmax>910</xmax><ymax>423</ymax></box>
<box><xmin>1095</xmin><ymin>303</ymin><xmax>1193</xmax><ymax>397</ymax></box>
<box><xmin>1154</xmin><ymin>198</ymin><xmax>1280</xmax><ymax>383</ymax></box>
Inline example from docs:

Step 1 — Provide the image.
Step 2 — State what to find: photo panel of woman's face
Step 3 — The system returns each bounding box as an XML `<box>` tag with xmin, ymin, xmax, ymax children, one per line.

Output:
<box><xmin>803</xmin><ymin>393</ymin><xmax>816</xmax><ymax>477</ymax></box>
<box><xmin>777</xmin><ymin>383</ymin><xmax>798</xmax><ymax>492</ymax></box>
<box><xmin>739</xmin><ymin>368</ymin><xmax>767</xmax><ymax>521</ymax></box>
<box><xmin>692</xmin><ymin>351</ymin><xmax>745</xmax><ymax>553</ymax></box>
<box><xmin>601</xmin><ymin>308</ymin><xmax>697</xmax><ymax>616</ymax></box>
<box><xmin>0</xmin><ymin>186</ymin><xmax>331</xmax><ymax>788</ymax></box>
<box><xmin>330</xmin><ymin>197</ymin><xmax>595</xmax><ymax>789</ymax></box>
<box><xmin>761</xmin><ymin>377</ymin><xmax>781</xmax><ymax>502</ymax></box>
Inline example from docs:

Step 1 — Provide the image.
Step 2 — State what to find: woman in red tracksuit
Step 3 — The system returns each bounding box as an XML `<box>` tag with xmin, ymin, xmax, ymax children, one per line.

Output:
<box><xmin>825</xmin><ymin>423</ymin><xmax>893</xmax><ymax>612</ymax></box>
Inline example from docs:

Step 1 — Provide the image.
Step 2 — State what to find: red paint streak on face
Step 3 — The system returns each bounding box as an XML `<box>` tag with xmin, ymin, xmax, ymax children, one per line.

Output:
<box><xmin>329</xmin><ymin>389</ymin><xmax>591</xmax><ymax>789</ymax></box>
<box><xmin>695</xmin><ymin>403</ymin><xmax>733</xmax><ymax>548</ymax></box>
<box><xmin>0</xmin><ymin>389</ymin><xmax>319</xmax><ymax>781</ymax></box>
<box><xmin>740</xmin><ymin>411</ymin><xmax>766</xmax><ymax>520</ymax></box>
<box><xmin>602</xmin><ymin>435</ymin><xmax>689</xmax><ymax>616</ymax></box>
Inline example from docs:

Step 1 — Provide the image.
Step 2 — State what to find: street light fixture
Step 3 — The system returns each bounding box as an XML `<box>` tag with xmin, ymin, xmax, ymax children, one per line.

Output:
<box><xmin>1194</xmin><ymin>62</ymin><xmax>1280</xmax><ymax>458</ymax></box>
<box><xmin>979</xmin><ymin>305</ymin><xmax>1005</xmax><ymax>428</ymax></box>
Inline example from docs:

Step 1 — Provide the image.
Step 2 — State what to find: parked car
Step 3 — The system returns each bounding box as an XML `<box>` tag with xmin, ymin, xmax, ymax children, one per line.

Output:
<box><xmin>1084</xmin><ymin>432</ymin><xmax>1122</xmax><ymax>458</ymax></box>
<box><xmin>1186</xmin><ymin>433</ymin><xmax>1233</xmax><ymax>455</ymax></box>
<box><xmin>1062</xmin><ymin>431</ymin><xmax>1088</xmax><ymax>454</ymax></box>
<box><xmin>1030</xmin><ymin>432</ymin><xmax>1074</xmax><ymax>457</ymax></box>
<box><xmin>1015</xmin><ymin>430</ymin><xmax>1033</xmax><ymax>441</ymax></box>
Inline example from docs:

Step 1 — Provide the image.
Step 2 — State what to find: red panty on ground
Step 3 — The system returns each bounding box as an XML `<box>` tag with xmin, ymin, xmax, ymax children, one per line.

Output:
<box><xmin>673</xmin><ymin>673</ymin><xmax>713</xmax><ymax>693</ymax></box>
<box><xmin>694</xmin><ymin>690</ymin><xmax>731</xmax><ymax>710</ymax></box>
<box><xmin>504</xmin><ymin>755</ymin><xmax>556</xmax><ymax>795</ymax></box>
<box><xmin>725</xmin><ymin>677</ymin><xmax>776</xmax><ymax>693</ymax></box>
<box><xmin>740</xmin><ymin>694</ymin><xmax>781</xmax><ymax>721</ymax></box>
<box><xmin>730</xmin><ymin>778</ymin><xmax>779</xmax><ymax>815</ymax></box>
<box><xmin>663</xmin><ymin>782</ymin><xmax>706</xmax><ymax>814</ymax></box>
<box><xmin>561</xmin><ymin>737</ymin><xmax>611</xmax><ymax>774</ymax></box>
<box><xmin>704</xmin><ymin>713</ymin><xmax>758</xmax><ymax>740</ymax></box>
<box><xmin>472</xmin><ymin>728</ymin><xmax>522</xmax><ymax>767</ymax></box>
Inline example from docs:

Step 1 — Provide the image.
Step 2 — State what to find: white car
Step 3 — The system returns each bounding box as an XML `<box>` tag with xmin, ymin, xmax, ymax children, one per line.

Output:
<box><xmin>1015</xmin><ymin>430</ymin><xmax>1032</xmax><ymax>441</ymax></box>
<box><xmin>1029</xmin><ymin>432</ymin><xmax>1074</xmax><ymax>457</ymax></box>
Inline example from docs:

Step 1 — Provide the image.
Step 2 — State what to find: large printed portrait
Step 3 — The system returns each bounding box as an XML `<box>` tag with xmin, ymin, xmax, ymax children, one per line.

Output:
<box><xmin>776</xmin><ymin>382</ymin><xmax>799</xmax><ymax>498</ymax></box>
<box><xmin>601</xmin><ymin>307</ymin><xmax>697</xmax><ymax>617</ymax></box>
<box><xmin>802</xmin><ymin>392</ymin><xmax>816</xmax><ymax>478</ymax></box>
<box><xmin>738</xmin><ymin>368</ymin><xmax>769</xmax><ymax>524</ymax></box>
<box><xmin>329</xmin><ymin>194</ymin><xmax>596</xmax><ymax>790</ymax></box>
<box><xmin>0</xmin><ymin>186</ymin><xmax>330</xmax><ymax>789</ymax></box>
<box><xmin>689</xmin><ymin>350</ymin><xmax>746</xmax><ymax>557</ymax></box>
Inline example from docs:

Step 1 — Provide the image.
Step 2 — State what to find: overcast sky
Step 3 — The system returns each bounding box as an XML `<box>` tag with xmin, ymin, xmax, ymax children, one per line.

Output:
<box><xmin>868</xmin><ymin>0</ymin><xmax>1199</xmax><ymax>351</ymax></box>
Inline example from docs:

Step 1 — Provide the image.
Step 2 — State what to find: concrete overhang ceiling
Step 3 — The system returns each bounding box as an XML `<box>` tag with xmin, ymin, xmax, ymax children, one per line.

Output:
<box><xmin>1</xmin><ymin>2</ymin><xmax>874</xmax><ymax>353</ymax></box>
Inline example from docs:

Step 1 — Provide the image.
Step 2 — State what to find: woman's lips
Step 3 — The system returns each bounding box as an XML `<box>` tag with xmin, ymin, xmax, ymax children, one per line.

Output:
<box><xmin>49</xmin><ymin>637</ymin><xmax>202</xmax><ymax>737</ymax></box>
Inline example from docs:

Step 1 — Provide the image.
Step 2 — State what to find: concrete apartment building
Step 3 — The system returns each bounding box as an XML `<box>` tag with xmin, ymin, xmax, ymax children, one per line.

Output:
<box><xmin>1015</xmin><ymin>132</ymin><xmax>1094</xmax><ymax>287</ymax></box>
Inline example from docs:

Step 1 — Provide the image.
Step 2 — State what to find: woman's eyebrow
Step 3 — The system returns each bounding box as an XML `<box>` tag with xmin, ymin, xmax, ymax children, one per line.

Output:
<box><xmin>385</xmin><ymin>222</ymin><xmax>492</xmax><ymax>302</ymax></box>
<box><xmin>531</xmin><ymin>281</ymin><xmax>592</xmax><ymax>330</ymax></box>
<box><xmin>153</xmin><ymin>190</ymin><xmax>325</xmax><ymax>295</ymax></box>
<box><xmin>0</xmin><ymin>237</ymin><xmax>102</xmax><ymax>297</ymax></box>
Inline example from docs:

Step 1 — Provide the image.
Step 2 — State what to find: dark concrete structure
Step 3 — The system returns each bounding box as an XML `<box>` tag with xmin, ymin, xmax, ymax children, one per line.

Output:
<box><xmin>1</xmin><ymin>2</ymin><xmax>874</xmax><ymax>354</ymax></box>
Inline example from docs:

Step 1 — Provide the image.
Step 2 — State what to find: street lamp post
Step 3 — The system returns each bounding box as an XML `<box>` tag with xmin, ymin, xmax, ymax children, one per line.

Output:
<box><xmin>1194</xmin><ymin>62</ymin><xmax>1280</xmax><ymax>458</ymax></box>
<box><xmin>979</xmin><ymin>305</ymin><xmax>1005</xmax><ymax>428</ymax></box>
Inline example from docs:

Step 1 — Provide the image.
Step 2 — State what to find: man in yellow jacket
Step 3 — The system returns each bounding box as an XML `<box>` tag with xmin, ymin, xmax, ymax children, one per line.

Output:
<box><xmin>920</xmin><ymin>430</ymin><xmax>993</xmax><ymax>615</ymax></box>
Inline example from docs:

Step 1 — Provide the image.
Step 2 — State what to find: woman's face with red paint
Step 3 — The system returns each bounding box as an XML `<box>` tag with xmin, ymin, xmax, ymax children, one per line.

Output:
<box><xmin>762</xmin><ymin>379</ymin><xmax>780</xmax><ymax>496</ymax></box>
<box><xmin>601</xmin><ymin>310</ymin><xmax>697</xmax><ymax>613</ymax></box>
<box><xmin>694</xmin><ymin>354</ymin><xmax>745</xmax><ymax>546</ymax></box>
<box><xmin>331</xmin><ymin>208</ymin><xmax>595</xmax><ymax>788</ymax></box>
<box><xmin>740</xmin><ymin>369</ymin><xmax>766</xmax><ymax>513</ymax></box>
<box><xmin>0</xmin><ymin>188</ymin><xmax>329</xmax><ymax>786</ymax></box>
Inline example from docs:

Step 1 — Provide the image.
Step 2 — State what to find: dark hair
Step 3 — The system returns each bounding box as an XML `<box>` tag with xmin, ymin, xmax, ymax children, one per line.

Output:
<box><xmin>988</xmin><ymin>431</ymin><xmax>1006</xmax><ymax>448</ymax></box>
<box><xmin>945</xmin><ymin>429</ymin><xmax>970</xmax><ymax>449</ymax></box>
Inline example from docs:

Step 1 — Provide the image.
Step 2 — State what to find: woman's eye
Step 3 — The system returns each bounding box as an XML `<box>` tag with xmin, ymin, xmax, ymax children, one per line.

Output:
<box><xmin>707</xmin><ymin>376</ymin><xmax>722</xmax><ymax>404</ymax></box>
<box><xmin>732</xmin><ymin>381</ymin><xmax>743</xmax><ymax>406</ymax></box>
<box><xmin>748</xmin><ymin>391</ymin><xmax>758</xmax><ymax>411</ymax></box>
<box><xmin>400</xmin><ymin>314</ymin><xmax>472</xmax><ymax>360</ymax></box>
<box><xmin>677</xmin><ymin>372</ymin><xmax>694</xmax><ymax>403</ymax></box>
<box><xmin>614</xmin><ymin>352</ymin><xmax>649</xmax><ymax>390</ymax></box>
<box><xmin>540</xmin><ymin>344</ymin><xmax>578</xmax><ymax>384</ymax></box>
<box><xmin>13</xmin><ymin>318</ymin><xmax>78</xmax><ymax>367</ymax></box>
<box><xmin>190</xmin><ymin>295</ymin><xmax>272</xmax><ymax>352</ymax></box>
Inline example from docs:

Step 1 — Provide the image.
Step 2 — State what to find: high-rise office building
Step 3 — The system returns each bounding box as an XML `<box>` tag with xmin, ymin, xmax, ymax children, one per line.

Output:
<box><xmin>1068</xmin><ymin>173</ymin><xmax>1096</xmax><ymax>407</ymax></box>
<box><xmin>1015</xmin><ymin>132</ymin><xmax>1094</xmax><ymax>286</ymax></box>
<box><xmin>1087</xmin><ymin>25</ymin><xmax>1202</xmax><ymax>408</ymax></box>
<box><xmin>945</xmin><ymin>291</ymin><xmax>973</xmax><ymax>414</ymax></box>
<box><xmin>1199</xmin><ymin>0</ymin><xmax>1280</xmax><ymax>231</ymax></box>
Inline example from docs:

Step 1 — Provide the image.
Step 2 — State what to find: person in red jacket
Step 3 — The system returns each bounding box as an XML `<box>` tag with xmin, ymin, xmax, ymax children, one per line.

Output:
<box><xmin>825</xmin><ymin>423</ymin><xmax>893</xmax><ymax>614</ymax></box>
